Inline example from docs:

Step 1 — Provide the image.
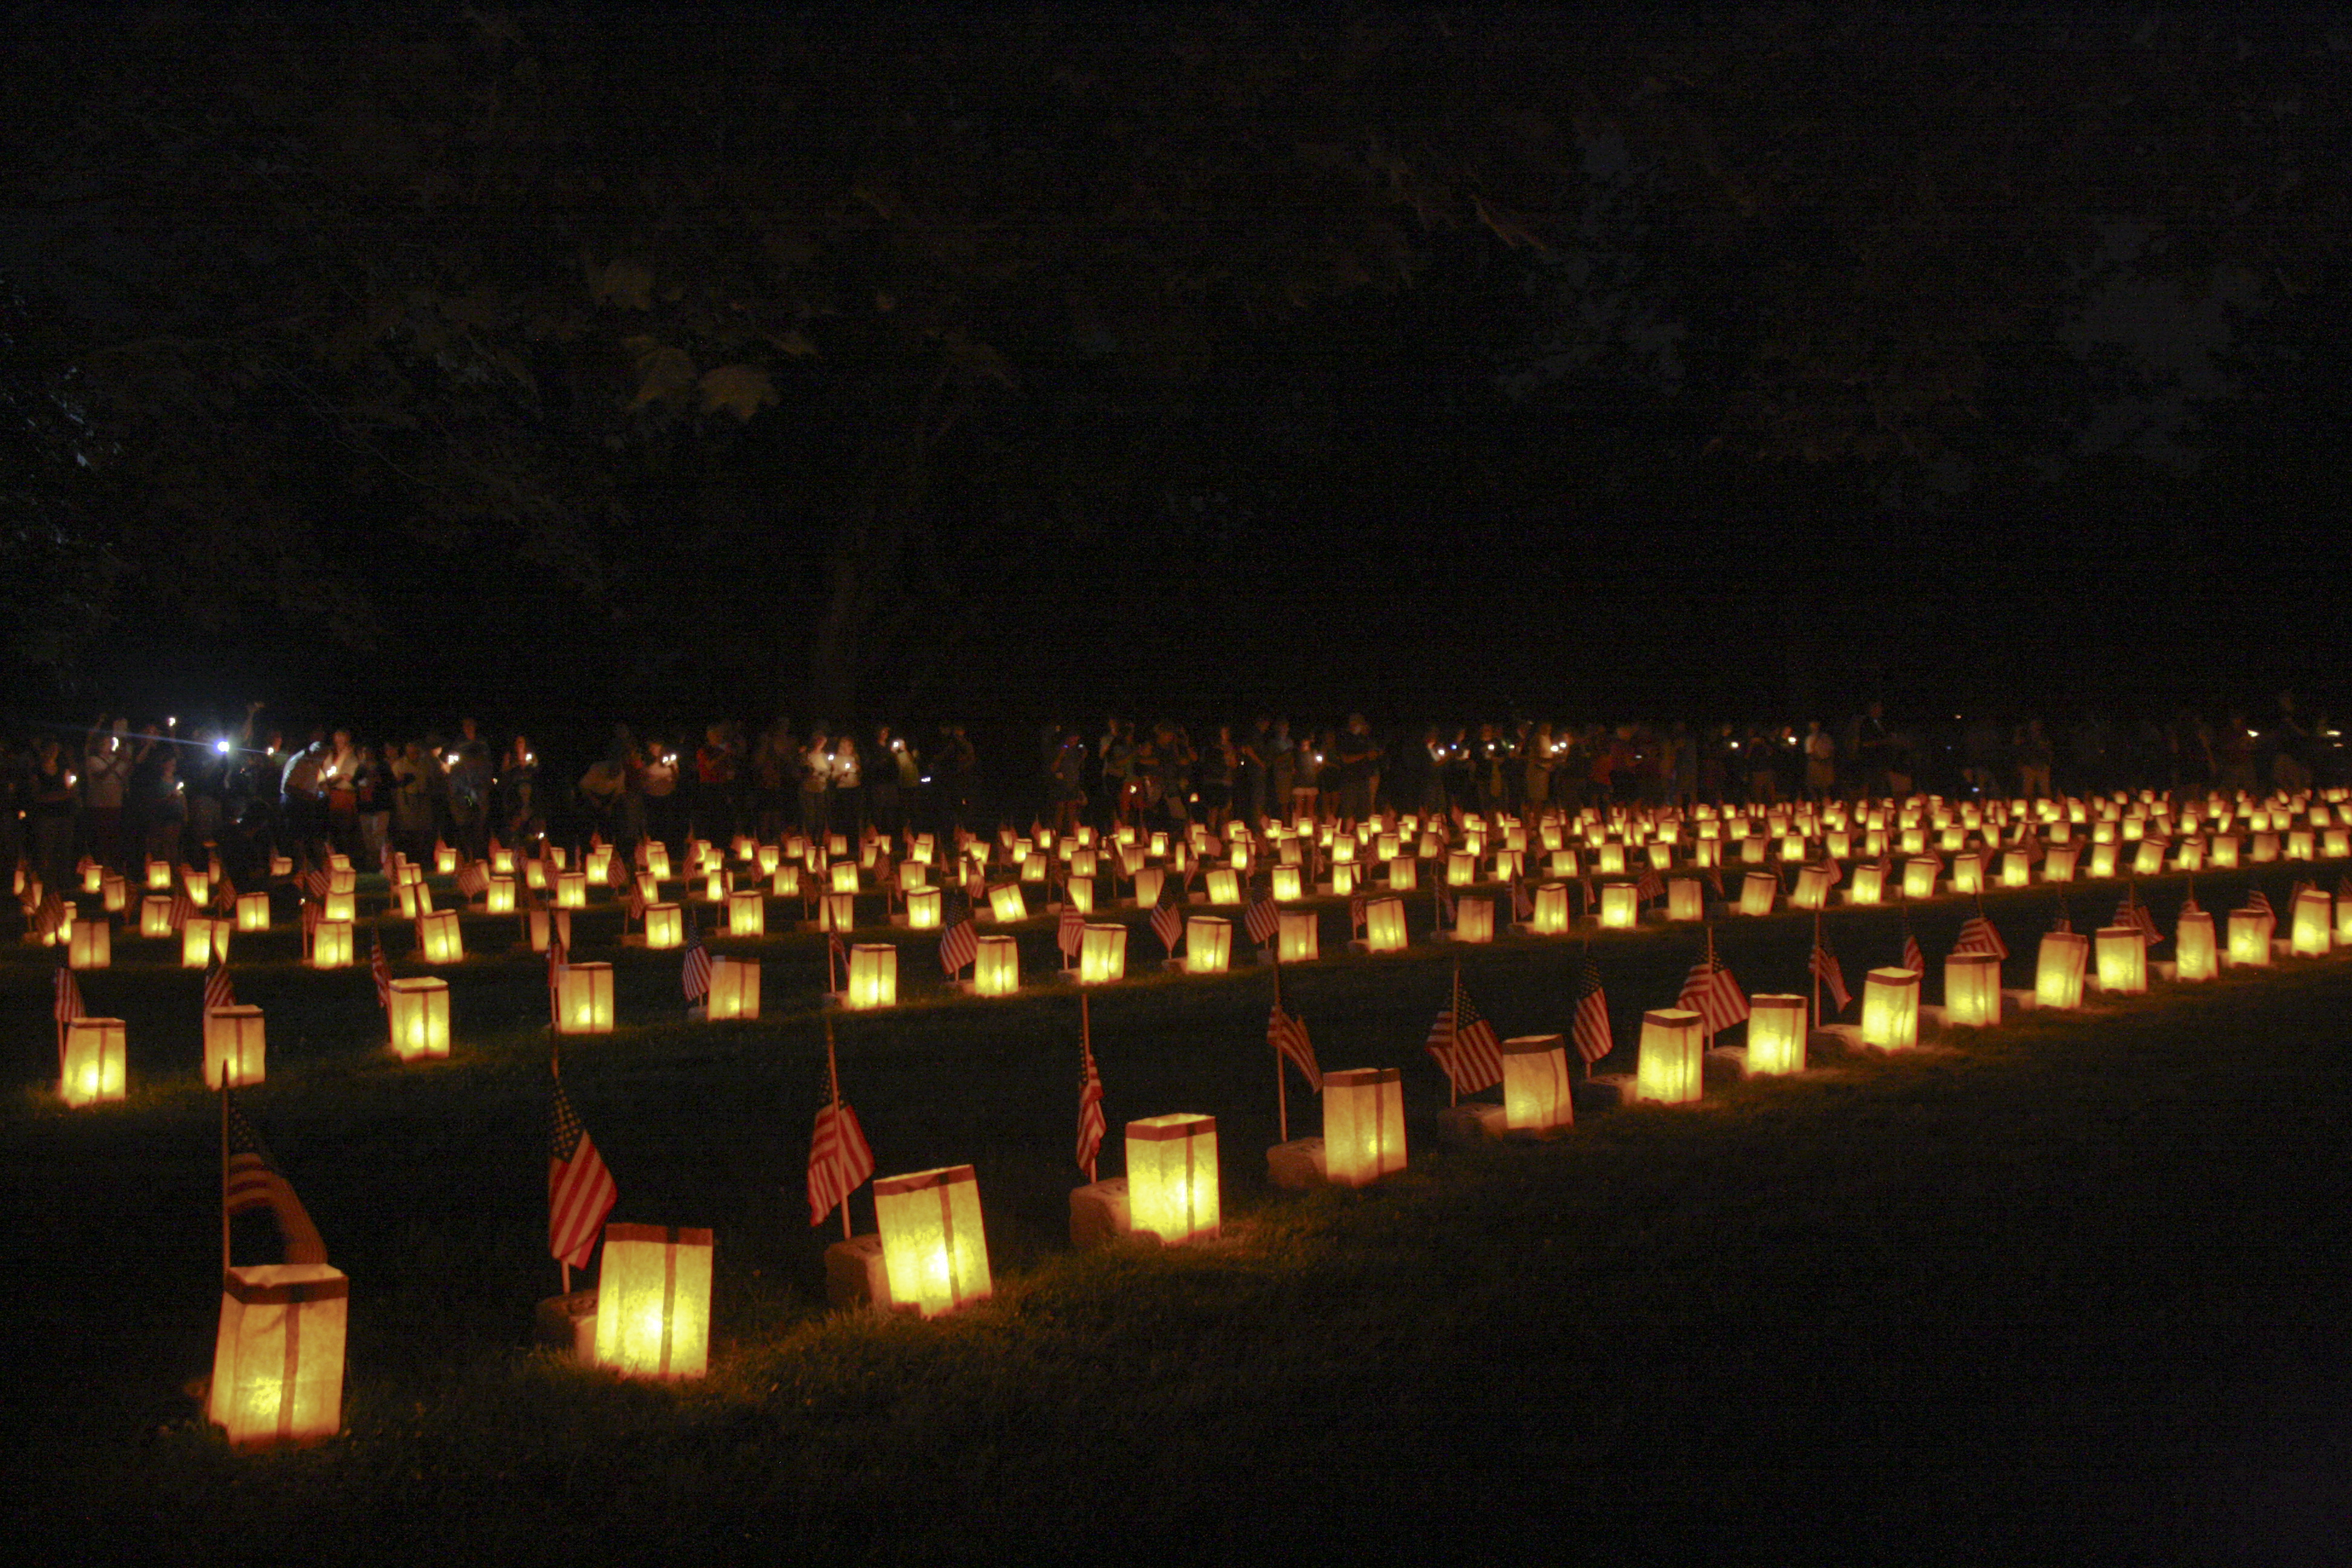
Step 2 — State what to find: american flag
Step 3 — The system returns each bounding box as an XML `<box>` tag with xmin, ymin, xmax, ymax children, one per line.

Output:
<box><xmin>1076</xmin><ymin>1042</ymin><xmax>1106</xmax><ymax>1180</ymax></box>
<box><xmin>302</xmin><ymin>865</ymin><xmax>330</xmax><ymax>901</ymax></box>
<box><xmin>54</xmin><ymin>965</ymin><xmax>85</xmax><ymax>1028</ymax></box>
<box><xmin>213</xmin><ymin>871</ymin><xmax>239</xmax><ymax>913</ymax></box>
<box><xmin>1149</xmin><ymin>897</ymin><xmax>1183</xmax><ymax>958</ymax></box>
<box><xmin>2116</xmin><ymin>889</ymin><xmax>2162</xmax><ymax>949</ymax></box>
<box><xmin>35</xmin><ymin>892</ymin><xmax>68</xmax><ymax>942</ymax></box>
<box><xmin>1244</xmin><ymin>892</ymin><xmax>1281</xmax><ymax>946</ymax></box>
<box><xmin>203</xmin><ymin>960</ymin><xmax>236</xmax><ymax>1014</ymax></box>
<box><xmin>1679</xmin><ymin>948</ymin><xmax>1749</xmax><ymax>1034</ymax></box>
<box><xmin>371</xmin><ymin>932</ymin><xmax>393</xmax><ymax>1010</ymax></box>
<box><xmin>548</xmin><ymin>1078</ymin><xmax>618</xmax><ymax>1270</ymax></box>
<box><xmin>1425</xmin><ymin>978</ymin><xmax>1504</xmax><ymax>1094</ymax></box>
<box><xmin>223</xmin><ymin>1087</ymin><xmax>289</xmax><ymax>1218</ymax></box>
<box><xmin>1057</xmin><ymin>906</ymin><xmax>1086</xmax><ymax>962</ymax></box>
<box><xmin>624</xmin><ymin>880</ymin><xmax>647</xmax><ymax>923</ymax></box>
<box><xmin>2050</xmin><ymin>895</ymin><xmax>2073</xmax><ymax>935</ymax></box>
<box><xmin>302</xmin><ymin>900</ymin><xmax>322</xmax><ymax>941</ymax></box>
<box><xmin>2248</xmin><ymin>887</ymin><xmax>2275</xmax><ymax>920</ymax></box>
<box><xmin>167</xmin><ymin>887</ymin><xmax>197</xmax><ymax>932</ymax></box>
<box><xmin>1816</xmin><ymin>852</ymin><xmax>1843</xmax><ymax>889</ymax></box>
<box><xmin>1268</xmin><ymin>1001</ymin><xmax>1322</xmax><ymax>1091</ymax></box>
<box><xmin>1635</xmin><ymin>866</ymin><xmax>1664</xmax><ymax>905</ymax></box>
<box><xmin>807</xmin><ymin>1099</ymin><xmax>875</xmax><ymax>1227</ymax></box>
<box><xmin>1902</xmin><ymin>919</ymin><xmax>1926</xmax><ymax>973</ymax></box>
<box><xmin>827</xmin><ymin>929</ymin><xmax>848</xmax><ymax>989</ymax></box>
<box><xmin>1810</xmin><ymin>930</ymin><xmax>1852</xmax><ymax>1014</ymax></box>
<box><xmin>1572</xmin><ymin>949</ymin><xmax>1613</xmax><ymax>1064</ymax></box>
<box><xmin>1349</xmin><ymin>893</ymin><xmax>1367</xmax><ymax>934</ymax></box>
<box><xmin>939</xmin><ymin>913</ymin><xmax>979</xmax><ymax>979</ymax></box>
<box><xmin>1511</xmin><ymin>878</ymin><xmax>1535</xmax><ymax>922</ymax></box>
<box><xmin>1437</xmin><ymin>880</ymin><xmax>1456</xmax><ymax>924</ymax></box>
<box><xmin>1704</xmin><ymin>863</ymin><xmax>1725</xmax><ymax>901</ymax></box>
<box><xmin>2339</xmin><ymin>874</ymin><xmax>2352</xmax><ymax>904</ymax></box>
<box><xmin>1953</xmin><ymin>913</ymin><xmax>2009</xmax><ymax>962</ymax></box>
<box><xmin>682</xmin><ymin>907</ymin><xmax>712</xmax><ymax>1002</ymax></box>
<box><xmin>457</xmin><ymin>859</ymin><xmax>489</xmax><ymax>898</ymax></box>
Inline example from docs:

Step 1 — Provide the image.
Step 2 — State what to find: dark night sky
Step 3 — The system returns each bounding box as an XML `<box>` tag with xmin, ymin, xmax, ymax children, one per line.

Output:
<box><xmin>4</xmin><ymin>5</ymin><xmax>2347</xmax><ymax>743</ymax></box>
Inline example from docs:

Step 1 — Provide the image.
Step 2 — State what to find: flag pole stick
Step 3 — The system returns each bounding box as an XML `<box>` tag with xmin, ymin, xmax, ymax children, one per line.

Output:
<box><xmin>1272</xmin><ymin>957</ymin><xmax>1288</xmax><ymax>1144</ymax></box>
<box><xmin>825</xmin><ymin>1014</ymin><xmax>851</xmax><ymax>1240</ymax></box>
<box><xmin>219</xmin><ymin>1071</ymin><xmax>230</xmax><ymax>1276</ymax></box>
<box><xmin>1447</xmin><ymin>961</ymin><xmax>1460</xmax><ymax>1108</ymax></box>
<box><xmin>552</xmin><ymin>1042</ymin><xmax>572</xmax><ymax>1294</ymax></box>
<box><xmin>1080</xmin><ymin>991</ymin><xmax>1097</xmax><ymax>1183</ymax></box>
<box><xmin>1811</xmin><ymin>912</ymin><xmax>1823</xmax><ymax>1032</ymax></box>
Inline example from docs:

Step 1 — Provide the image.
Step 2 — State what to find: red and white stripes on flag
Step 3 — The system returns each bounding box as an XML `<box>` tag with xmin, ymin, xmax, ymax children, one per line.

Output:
<box><xmin>203</xmin><ymin>961</ymin><xmax>236</xmax><ymax>1014</ymax></box>
<box><xmin>167</xmin><ymin>888</ymin><xmax>197</xmax><ymax>932</ymax></box>
<box><xmin>939</xmin><ymin>916</ymin><xmax>979</xmax><ymax>978</ymax></box>
<box><xmin>1816</xmin><ymin>854</ymin><xmax>1842</xmax><ymax>889</ymax></box>
<box><xmin>1244</xmin><ymin>895</ymin><xmax>1280</xmax><ymax>947</ymax></box>
<box><xmin>1953</xmin><ymin>913</ymin><xmax>2009</xmax><ymax>962</ymax></box>
<box><xmin>1057</xmin><ymin>907</ymin><xmax>1086</xmax><ymax>962</ymax></box>
<box><xmin>1349</xmin><ymin>894</ymin><xmax>1368</xmax><ymax>934</ymax></box>
<box><xmin>1572</xmin><ymin>949</ymin><xmax>1613</xmax><ymax>1065</ymax></box>
<box><xmin>1268</xmin><ymin>1002</ymin><xmax>1322</xmax><ymax>1091</ymax></box>
<box><xmin>1511</xmin><ymin>878</ymin><xmax>1535</xmax><ymax>922</ymax></box>
<box><xmin>1635</xmin><ymin>867</ymin><xmax>1664</xmax><ymax>906</ymax></box>
<box><xmin>1809</xmin><ymin>933</ymin><xmax>1852</xmax><ymax>1014</ymax></box>
<box><xmin>212</xmin><ymin>871</ymin><xmax>240</xmax><ymax>913</ymax></box>
<box><xmin>806</xmin><ymin>1100</ymin><xmax>875</xmax><ymax>1227</ymax></box>
<box><xmin>371</xmin><ymin>932</ymin><xmax>394</xmax><ymax>1010</ymax></box>
<box><xmin>457</xmin><ymin>860</ymin><xmax>490</xmax><ymax>898</ymax></box>
<box><xmin>302</xmin><ymin>865</ymin><xmax>331</xmax><ymax>901</ymax></box>
<box><xmin>682</xmin><ymin>910</ymin><xmax>713</xmax><ymax>1003</ymax></box>
<box><xmin>1150</xmin><ymin>898</ymin><xmax>1183</xmax><ymax>958</ymax></box>
<box><xmin>1076</xmin><ymin>1044</ymin><xmax>1106</xmax><ymax>1180</ymax></box>
<box><xmin>54</xmin><ymin>965</ymin><xmax>85</xmax><ymax>1028</ymax></box>
<box><xmin>1677</xmin><ymin>950</ymin><xmax>1749</xmax><ymax>1034</ymax></box>
<box><xmin>224</xmin><ymin>1088</ymin><xmax>327</xmax><ymax>1265</ymax></box>
<box><xmin>549</xmin><ymin>1079</ymin><xmax>618</xmax><ymax>1270</ymax></box>
<box><xmin>1425</xmin><ymin>980</ymin><xmax>1505</xmax><ymax>1094</ymax></box>
<box><xmin>2247</xmin><ymin>887</ymin><xmax>2275</xmax><ymax>920</ymax></box>
<box><xmin>1902</xmin><ymin>921</ymin><xmax>1926</xmax><ymax>973</ymax></box>
<box><xmin>2115</xmin><ymin>892</ymin><xmax>2162</xmax><ymax>949</ymax></box>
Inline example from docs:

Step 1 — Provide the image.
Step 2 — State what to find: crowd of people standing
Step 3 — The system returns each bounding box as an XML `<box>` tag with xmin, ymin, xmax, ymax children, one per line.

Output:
<box><xmin>7</xmin><ymin>694</ymin><xmax>2337</xmax><ymax>904</ymax></box>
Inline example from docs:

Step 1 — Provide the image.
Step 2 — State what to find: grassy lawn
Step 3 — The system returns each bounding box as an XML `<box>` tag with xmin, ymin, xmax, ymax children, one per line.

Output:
<box><xmin>5</xmin><ymin>871</ymin><xmax>2351</xmax><ymax>1563</ymax></box>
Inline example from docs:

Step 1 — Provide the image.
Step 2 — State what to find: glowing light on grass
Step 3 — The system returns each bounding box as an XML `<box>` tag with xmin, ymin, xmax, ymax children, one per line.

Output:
<box><xmin>1500</xmin><ymin>1035</ymin><xmax>1573</xmax><ymax>1129</ymax></box>
<box><xmin>1636</xmin><ymin>1009</ymin><xmax>1703</xmax><ymax>1103</ymax></box>
<box><xmin>1860</xmin><ymin>967</ymin><xmax>1921</xmax><ymax>1049</ymax></box>
<box><xmin>1125</xmin><ymin>1116</ymin><xmax>1220</xmax><ymax>1244</ymax></box>
<box><xmin>60</xmin><ymin>1018</ymin><xmax>126</xmax><ymax>1106</ymax></box>
<box><xmin>68</xmin><ymin>920</ymin><xmax>110</xmax><ymax>970</ymax></box>
<box><xmin>592</xmin><ymin>1225</ymin><xmax>712</xmax><ymax>1377</ymax></box>
<box><xmin>2227</xmin><ymin>909</ymin><xmax>2274</xmax><ymax>967</ymax></box>
<box><xmin>1322</xmin><ymin>1068</ymin><xmax>1406</xmax><ymax>1185</ymax></box>
<box><xmin>874</xmin><ymin>1165</ymin><xmax>991</xmax><ymax>1317</ymax></box>
<box><xmin>1079</xmin><ymin>923</ymin><xmax>1127</xmax><ymax>984</ymax></box>
<box><xmin>2095</xmin><ymin>927</ymin><xmax>2147</xmax><ymax>994</ymax></box>
<box><xmin>1746</xmin><ymin>995</ymin><xmax>1808</xmax><ymax>1074</ymax></box>
<box><xmin>388</xmin><ymin>978</ymin><xmax>450</xmax><ymax>1059</ymax></box>
<box><xmin>2036</xmin><ymin>932</ymin><xmax>2088</xmax><ymax>1008</ymax></box>
<box><xmin>555</xmin><ymin>962</ymin><xmax>614</xmax><ymax>1034</ymax></box>
<box><xmin>207</xmin><ymin>1264</ymin><xmax>347</xmax><ymax>1447</ymax></box>
<box><xmin>1943</xmin><ymin>952</ymin><xmax>2001</xmax><ymax>1026</ymax></box>
<box><xmin>203</xmin><ymin>1005</ymin><xmax>266</xmax><ymax>1088</ymax></box>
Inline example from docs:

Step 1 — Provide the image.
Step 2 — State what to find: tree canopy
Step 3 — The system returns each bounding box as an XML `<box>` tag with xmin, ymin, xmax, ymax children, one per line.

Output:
<box><xmin>5</xmin><ymin>5</ymin><xmax>2345</xmax><ymax>725</ymax></box>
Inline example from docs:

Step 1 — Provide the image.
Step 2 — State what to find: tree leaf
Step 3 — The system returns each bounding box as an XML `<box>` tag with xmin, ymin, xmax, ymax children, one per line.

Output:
<box><xmin>591</xmin><ymin>258</ymin><xmax>655</xmax><ymax>311</ymax></box>
<box><xmin>622</xmin><ymin>335</ymin><xmax>696</xmax><ymax>407</ymax></box>
<box><xmin>698</xmin><ymin>364</ymin><xmax>778</xmax><ymax>420</ymax></box>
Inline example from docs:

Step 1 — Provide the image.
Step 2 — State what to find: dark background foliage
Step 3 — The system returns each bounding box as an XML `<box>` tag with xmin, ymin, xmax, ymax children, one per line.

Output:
<box><xmin>5</xmin><ymin>4</ymin><xmax>2346</xmax><ymax>735</ymax></box>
